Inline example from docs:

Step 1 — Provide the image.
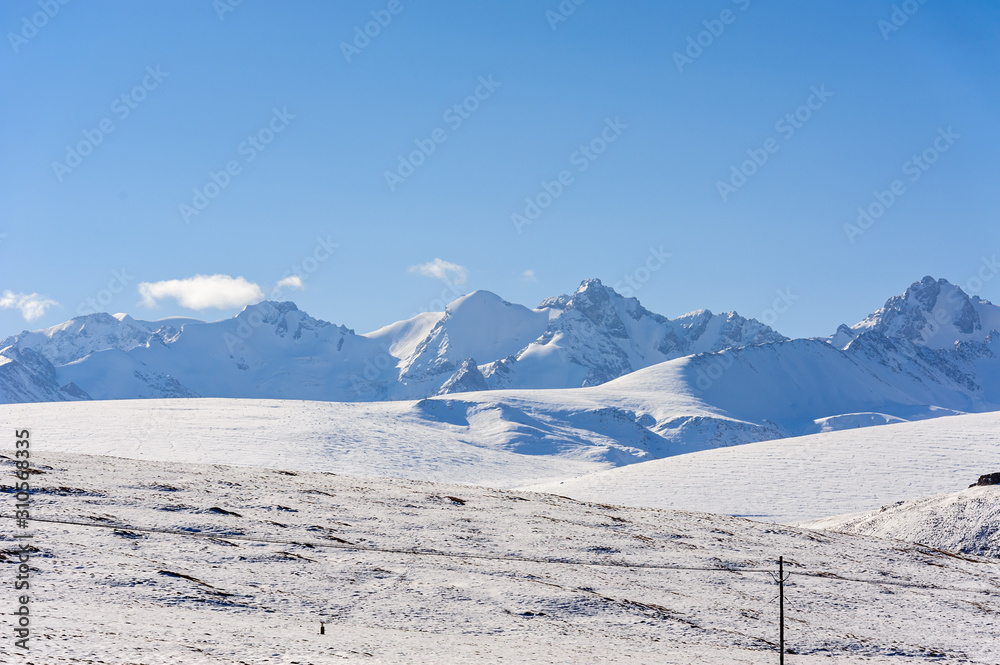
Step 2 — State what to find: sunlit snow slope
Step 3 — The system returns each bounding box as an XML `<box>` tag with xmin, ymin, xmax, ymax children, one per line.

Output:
<box><xmin>527</xmin><ymin>411</ymin><xmax>1000</xmax><ymax>523</ymax></box>
<box><xmin>803</xmin><ymin>484</ymin><xmax>1000</xmax><ymax>558</ymax></box>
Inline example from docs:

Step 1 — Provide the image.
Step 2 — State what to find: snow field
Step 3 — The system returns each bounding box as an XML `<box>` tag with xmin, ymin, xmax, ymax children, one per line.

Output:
<box><xmin>2</xmin><ymin>452</ymin><xmax>999</xmax><ymax>664</ymax></box>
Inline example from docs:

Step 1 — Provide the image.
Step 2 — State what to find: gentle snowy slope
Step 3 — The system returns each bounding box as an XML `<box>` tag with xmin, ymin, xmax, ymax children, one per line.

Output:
<box><xmin>7</xmin><ymin>400</ymin><xmax>1000</xmax><ymax>526</ymax></box>
<box><xmin>803</xmin><ymin>485</ymin><xmax>1000</xmax><ymax>558</ymax></box>
<box><xmin>681</xmin><ymin>335</ymin><xmax>999</xmax><ymax>432</ymax></box>
<box><xmin>527</xmin><ymin>411</ymin><xmax>1000</xmax><ymax>523</ymax></box>
<box><xmin>2</xmin><ymin>451</ymin><xmax>998</xmax><ymax>664</ymax></box>
<box><xmin>58</xmin><ymin>348</ymin><xmax>197</xmax><ymax>400</ymax></box>
<box><xmin>0</xmin><ymin>398</ymin><xmax>608</xmax><ymax>487</ymax></box>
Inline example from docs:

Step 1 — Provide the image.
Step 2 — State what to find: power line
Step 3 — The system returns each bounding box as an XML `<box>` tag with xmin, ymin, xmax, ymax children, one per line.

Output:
<box><xmin>3</xmin><ymin>513</ymin><xmax>999</xmax><ymax>595</ymax></box>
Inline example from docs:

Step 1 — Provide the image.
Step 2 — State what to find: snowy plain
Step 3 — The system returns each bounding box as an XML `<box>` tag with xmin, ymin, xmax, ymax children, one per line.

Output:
<box><xmin>2</xmin><ymin>451</ymin><xmax>999</xmax><ymax>664</ymax></box>
<box><xmin>5</xmin><ymin>399</ymin><xmax>1000</xmax><ymax>525</ymax></box>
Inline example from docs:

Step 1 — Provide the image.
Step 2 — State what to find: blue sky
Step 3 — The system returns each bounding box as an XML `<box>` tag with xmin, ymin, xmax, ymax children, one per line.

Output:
<box><xmin>2</xmin><ymin>0</ymin><xmax>998</xmax><ymax>340</ymax></box>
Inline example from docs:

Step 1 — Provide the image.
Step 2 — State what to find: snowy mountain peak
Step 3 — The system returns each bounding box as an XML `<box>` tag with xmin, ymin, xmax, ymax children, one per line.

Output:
<box><xmin>391</xmin><ymin>290</ymin><xmax>549</xmax><ymax>395</ymax></box>
<box><xmin>237</xmin><ymin>300</ymin><xmax>300</xmax><ymax>319</ymax></box>
<box><xmin>574</xmin><ymin>277</ymin><xmax>608</xmax><ymax>296</ymax></box>
<box><xmin>848</xmin><ymin>276</ymin><xmax>1000</xmax><ymax>350</ymax></box>
<box><xmin>0</xmin><ymin>278</ymin><xmax>787</xmax><ymax>405</ymax></box>
<box><xmin>445</xmin><ymin>289</ymin><xmax>510</xmax><ymax>314</ymax></box>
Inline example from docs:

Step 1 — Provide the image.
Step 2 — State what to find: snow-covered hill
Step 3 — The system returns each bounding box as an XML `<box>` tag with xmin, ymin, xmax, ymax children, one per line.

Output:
<box><xmin>6</xmin><ymin>398</ymin><xmax>1000</xmax><ymax>525</ymax></box>
<box><xmin>802</xmin><ymin>484</ymin><xmax>1000</xmax><ymax>558</ymax></box>
<box><xmin>3</xmin><ymin>450</ymin><xmax>998</xmax><ymax>664</ymax></box>
<box><xmin>527</xmin><ymin>411</ymin><xmax>1000</xmax><ymax>523</ymax></box>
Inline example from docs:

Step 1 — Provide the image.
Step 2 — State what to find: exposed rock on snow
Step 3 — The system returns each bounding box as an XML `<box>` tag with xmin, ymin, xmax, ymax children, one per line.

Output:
<box><xmin>972</xmin><ymin>472</ymin><xmax>1000</xmax><ymax>487</ymax></box>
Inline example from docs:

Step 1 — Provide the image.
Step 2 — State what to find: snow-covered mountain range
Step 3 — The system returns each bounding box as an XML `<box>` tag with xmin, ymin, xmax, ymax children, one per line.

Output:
<box><xmin>3</xmin><ymin>276</ymin><xmax>999</xmax><ymax>453</ymax></box>
<box><xmin>0</xmin><ymin>278</ymin><xmax>786</xmax><ymax>403</ymax></box>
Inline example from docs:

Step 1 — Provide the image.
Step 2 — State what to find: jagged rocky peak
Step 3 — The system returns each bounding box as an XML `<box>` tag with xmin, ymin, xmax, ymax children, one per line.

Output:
<box><xmin>849</xmin><ymin>276</ymin><xmax>1000</xmax><ymax>350</ymax></box>
<box><xmin>539</xmin><ymin>279</ymin><xmax>656</xmax><ymax>339</ymax></box>
<box><xmin>539</xmin><ymin>278</ymin><xmax>608</xmax><ymax>309</ymax></box>
<box><xmin>236</xmin><ymin>300</ymin><xmax>301</xmax><ymax>321</ymax></box>
<box><xmin>234</xmin><ymin>300</ymin><xmax>348</xmax><ymax>338</ymax></box>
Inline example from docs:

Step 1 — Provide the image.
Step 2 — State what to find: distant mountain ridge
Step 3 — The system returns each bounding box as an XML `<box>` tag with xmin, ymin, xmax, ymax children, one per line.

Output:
<box><xmin>2</xmin><ymin>276</ymin><xmax>999</xmax><ymax>457</ymax></box>
<box><xmin>0</xmin><ymin>278</ymin><xmax>786</xmax><ymax>404</ymax></box>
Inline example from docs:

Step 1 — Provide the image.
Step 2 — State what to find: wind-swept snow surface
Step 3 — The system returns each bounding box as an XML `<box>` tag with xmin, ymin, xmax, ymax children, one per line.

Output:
<box><xmin>0</xmin><ymin>398</ymin><xmax>608</xmax><ymax>487</ymax></box>
<box><xmin>7</xmin><ymin>401</ymin><xmax>1000</xmax><ymax>525</ymax></box>
<box><xmin>2</xmin><ymin>452</ymin><xmax>998</xmax><ymax>664</ymax></box>
<box><xmin>528</xmin><ymin>411</ymin><xmax>1000</xmax><ymax>523</ymax></box>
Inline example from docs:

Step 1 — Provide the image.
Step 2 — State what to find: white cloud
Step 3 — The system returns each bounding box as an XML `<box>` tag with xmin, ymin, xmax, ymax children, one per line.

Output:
<box><xmin>276</xmin><ymin>275</ymin><xmax>305</xmax><ymax>291</ymax></box>
<box><xmin>408</xmin><ymin>258</ymin><xmax>468</xmax><ymax>285</ymax></box>
<box><xmin>138</xmin><ymin>274</ymin><xmax>265</xmax><ymax>310</ymax></box>
<box><xmin>0</xmin><ymin>291</ymin><xmax>59</xmax><ymax>321</ymax></box>
<box><xmin>521</xmin><ymin>269</ymin><xmax>537</xmax><ymax>282</ymax></box>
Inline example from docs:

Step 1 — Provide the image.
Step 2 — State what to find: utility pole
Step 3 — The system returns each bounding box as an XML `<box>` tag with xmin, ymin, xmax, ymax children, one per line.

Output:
<box><xmin>779</xmin><ymin>556</ymin><xmax>785</xmax><ymax>665</ymax></box>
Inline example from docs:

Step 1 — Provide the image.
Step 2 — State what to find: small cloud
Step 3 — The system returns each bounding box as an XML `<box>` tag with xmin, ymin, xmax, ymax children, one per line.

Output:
<box><xmin>521</xmin><ymin>269</ymin><xmax>537</xmax><ymax>282</ymax></box>
<box><xmin>276</xmin><ymin>275</ymin><xmax>305</xmax><ymax>291</ymax></box>
<box><xmin>408</xmin><ymin>258</ymin><xmax>468</xmax><ymax>285</ymax></box>
<box><xmin>0</xmin><ymin>291</ymin><xmax>59</xmax><ymax>322</ymax></box>
<box><xmin>138</xmin><ymin>274</ymin><xmax>264</xmax><ymax>310</ymax></box>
